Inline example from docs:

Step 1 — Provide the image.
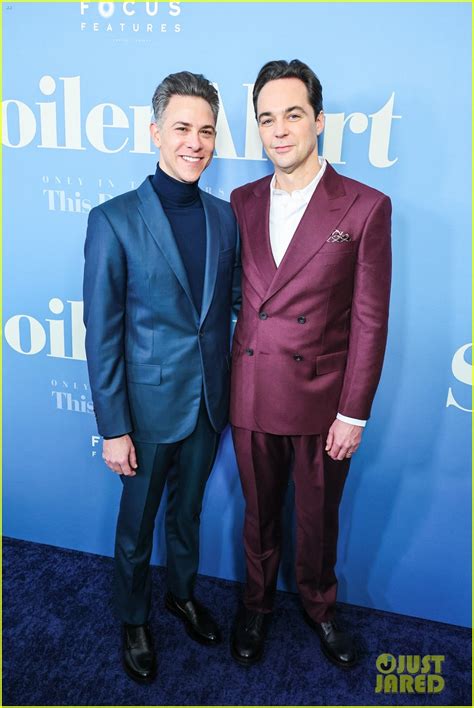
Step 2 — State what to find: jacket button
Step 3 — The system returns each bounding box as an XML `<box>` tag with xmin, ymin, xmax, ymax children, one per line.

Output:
<box><xmin>297</xmin><ymin>316</ymin><xmax>306</xmax><ymax>324</ymax></box>
<box><xmin>245</xmin><ymin>348</ymin><xmax>254</xmax><ymax>356</ymax></box>
<box><xmin>293</xmin><ymin>354</ymin><xmax>303</xmax><ymax>362</ymax></box>
<box><xmin>259</xmin><ymin>312</ymin><xmax>268</xmax><ymax>320</ymax></box>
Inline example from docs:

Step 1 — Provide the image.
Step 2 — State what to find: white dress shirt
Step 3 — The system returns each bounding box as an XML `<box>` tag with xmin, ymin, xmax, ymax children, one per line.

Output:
<box><xmin>269</xmin><ymin>158</ymin><xmax>366</xmax><ymax>428</ymax></box>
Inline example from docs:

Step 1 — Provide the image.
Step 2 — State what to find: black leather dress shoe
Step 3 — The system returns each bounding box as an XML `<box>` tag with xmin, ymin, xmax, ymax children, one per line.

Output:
<box><xmin>165</xmin><ymin>592</ymin><xmax>222</xmax><ymax>645</ymax></box>
<box><xmin>122</xmin><ymin>623</ymin><xmax>157</xmax><ymax>683</ymax></box>
<box><xmin>305</xmin><ymin>615</ymin><xmax>358</xmax><ymax>668</ymax></box>
<box><xmin>231</xmin><ymin>607</ymin><xmax>268</xmax><ymax>666</ymax></box>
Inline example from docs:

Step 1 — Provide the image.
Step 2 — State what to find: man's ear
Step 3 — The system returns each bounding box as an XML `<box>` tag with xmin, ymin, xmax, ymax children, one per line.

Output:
<box><xmin>316</xmin><ymin>110</ymin><xmax>325</xmax><ymax>136</ymax></box>
<box><xmin>150</xmin><ymin>123</ymin><xmax>161</xmax><ymax>149</ymax></box>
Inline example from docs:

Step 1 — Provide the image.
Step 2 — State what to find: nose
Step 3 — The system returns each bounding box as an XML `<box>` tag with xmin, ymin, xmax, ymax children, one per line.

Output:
<box><xmin>273</xmin><ymin>117</ymin><xmax>289</xmax><ymax>139</ymax></box>
<box><xmin>186</xmin><ymin>130</ymin><xmax>203</xmax><ymax>152</ymax></box>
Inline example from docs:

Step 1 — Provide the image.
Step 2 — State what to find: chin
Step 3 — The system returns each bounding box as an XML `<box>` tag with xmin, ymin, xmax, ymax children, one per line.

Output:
<box><xmin>176</xmin><ymin>169</ymin><xmax>202</xmax><ymax>183</ymax></box>
<box><xmin>182</xmin><ymin>164</ymin><xmax>208</xmax><ymax>181</ymax></box>
<box><xmin>275</xmin><ymin>159</ymin><xmax>295</xmax><ymax>171</ymax></box>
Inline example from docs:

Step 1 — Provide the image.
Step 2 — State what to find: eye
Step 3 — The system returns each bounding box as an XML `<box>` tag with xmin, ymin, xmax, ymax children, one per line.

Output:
<box><xmin>201</xmin><ymin>129</ymin><xmax>215</xmax><ymax>137</ymax></box>
<box><xmin>175</xmin><ymin>126</ymin><xmax>187</xmax><ymax>132</ymax></box>
<box><xmin>259</xmin><ymin>118</ymin><xmax>273</xmax><ymax>127</ymax></box>
<box><xmin>288</xmin><ymin>113</ymin><xmax>301</xmax><ymax>120</ymax></box>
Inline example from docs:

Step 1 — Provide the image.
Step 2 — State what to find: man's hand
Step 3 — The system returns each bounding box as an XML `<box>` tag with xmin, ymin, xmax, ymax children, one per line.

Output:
<box><xmin>102</xmin><ymin>435</ymin><xmax>138</xmax><ymax>476</ymax></box>
<box><xmin>325</xmin><ymin>419</ymin><xmax>363</xmax><ymax>461</ymax></box>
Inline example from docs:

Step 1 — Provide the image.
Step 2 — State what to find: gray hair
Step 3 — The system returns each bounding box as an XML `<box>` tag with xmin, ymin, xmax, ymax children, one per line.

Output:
<box><xmin>152</xmin><ymin>71</ymin><xmax>219</xmax><ymax>126</ymax></box>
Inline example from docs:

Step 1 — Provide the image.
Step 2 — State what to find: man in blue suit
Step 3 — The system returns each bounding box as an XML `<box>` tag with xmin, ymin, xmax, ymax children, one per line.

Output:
<box><xmin>83</xmin><ymin>71</ymin><xmax>240</xmax><ymax>684</ymax></box>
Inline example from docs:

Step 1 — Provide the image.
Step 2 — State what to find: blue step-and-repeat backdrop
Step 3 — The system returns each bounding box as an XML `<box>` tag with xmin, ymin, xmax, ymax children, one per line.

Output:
<box><xmin>3</xmin><ymin>2</ymin><xmax>471</xmax><ymax>627</ymax></box>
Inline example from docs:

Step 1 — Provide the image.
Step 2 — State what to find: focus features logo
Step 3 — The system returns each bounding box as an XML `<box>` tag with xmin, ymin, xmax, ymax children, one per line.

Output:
<box><xmin>375</xmin><ymin>654</ymin><xmax>445</xmax><ymax>694</ymax></box>
<box><xmin>79</xmin><ymin>2</ymin><xmax>181</xmax><ymax>35</ymax></box>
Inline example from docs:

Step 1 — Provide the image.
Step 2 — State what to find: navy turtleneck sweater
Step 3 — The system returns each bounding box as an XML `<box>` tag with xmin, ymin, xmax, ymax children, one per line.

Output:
<box><xmin>151</xmin><ymin>163</ymin><xmax>206</xmax><ymax>314</ymax></box>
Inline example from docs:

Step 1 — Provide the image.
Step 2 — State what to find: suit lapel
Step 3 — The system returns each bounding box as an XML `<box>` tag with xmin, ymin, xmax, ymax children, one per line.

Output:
<box><xmin>263</xmin><ymin>163</ymin><xmax>358</xmax><ymax>303</ymax></box>
<box><xmin>136</xmin><ymin>177</ymin><xmax>198</xmax><ymax>317</ymax></box>
<box><xmin>244</xmin><ymin>176</ymin><xmax>277</xmax><ymax>296</ymax></box>
<box><xmin>199</xmin><ymin>191</ymin><xmax>220</xmax><ymax>326</ymax></box>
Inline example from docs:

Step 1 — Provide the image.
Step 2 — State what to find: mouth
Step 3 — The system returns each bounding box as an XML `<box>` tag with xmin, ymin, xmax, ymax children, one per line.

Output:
<box><xmin>273</xmin><ymin>145</ymin><xmax>293</xmax><ymax>154</ymax></box>
<box><xmin>180</xmin><ymin>155</ymin><xmax>203</xmax><ymax>163</ymax></box>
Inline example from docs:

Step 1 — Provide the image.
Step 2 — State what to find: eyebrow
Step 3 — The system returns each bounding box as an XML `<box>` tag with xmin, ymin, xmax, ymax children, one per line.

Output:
<box><xmin>257</xmin><ymin>105</ymin><xmax>307</xmax><ymax>121</ymax></box>
<box><xmin>172</xmin><ymin>121</ymin><xmax>216</xmax><ymax>131</ymax></box>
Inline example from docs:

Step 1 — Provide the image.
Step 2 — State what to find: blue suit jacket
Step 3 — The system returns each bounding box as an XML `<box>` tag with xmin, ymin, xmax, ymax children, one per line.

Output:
<box><xmin>83</xmin><ymin>176</ymin><xmax>241</xmax><ymax>443</ymax></box>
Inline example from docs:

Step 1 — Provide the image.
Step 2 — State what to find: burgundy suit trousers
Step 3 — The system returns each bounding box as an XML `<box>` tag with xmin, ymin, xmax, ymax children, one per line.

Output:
<box><xmin>232</xmin><ymin>426</ymin><xmax>350</xmax><ymax>623</ymax></box>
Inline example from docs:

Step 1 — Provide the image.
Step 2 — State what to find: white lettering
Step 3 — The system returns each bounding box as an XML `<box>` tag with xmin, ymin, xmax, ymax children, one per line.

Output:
<box><xmin>169</xmin><ymin>2</ymin><xmax>180</xmax><ymax>17</ymax></box>
<box><xmin>52</xmin><ymin>391</ymin><xmax>94</xmax><ymax>414</ymax></box>
<box><xmin>243</xmin><ymin>83</ymin><xmax>265</xmax><ymax>161</ymax></box>
<box><xmin>43</xmin><ymin>189</ymin><xmax>90</xmax><ymax>213</ymax></box>
<box><xmin>5</xmin><ymin>315</ymin><xmax>46</xmax><ymax>355</ymax></box>
<box><xmin>146</xmin><ymin>2</ymin><xmax>159</xmax><ymax>16</ymax></box>
<box><xmin>214</xmin><ymin>84</ymin><xmax>237</xmax><ymax>159</ymax></box>
<box><xmin>85</xmin><ymin>103</ymin><xmax>129</xmax><ymax>153</ymax></box>
<box><xmin>69</xmin><ymin>300</ymin><xmax>87</xmax><ymax>361</ymax></box>
<box><xmin>36</xmin><ymin>76</ymin><xmax>84</xmax><ymax>151</ymax></box>
<box><xmin>2</xmin><ymin>100</ymin><xmax>36</xmax><ymax>148</ymax></box>
<box><xmin>446</xmin><ymin>343</ymin><xmax>472</xmax><ymax>412</ymax></box>
<box><xmin>369</xmin><ymin>93</ymin><xmax>401</xmax><ymax>168</ymax></box>
<box><xmin>5</xmin><ymin>300</ymin><xmax>87</xmax><ymax>360</ymax></box>
<box><xmin>62</xmin><ymin>76</ymin><xmax>84</xmax><ymax>149</ymax></box>
<box><xmin>129</xmin><ymin>105</ymin><xmax>154</xmax><ymax>154</ymax></box>
<box><xmin>322</xmin><ymin>112</ymin><xmax>369</xmax><ymax>164</ymax></box>
<box><xmin>3</xmin><ymin>76</ymin><xmax>399</xmax><ymax>165</ymax></box>
<box><xmin>98</xmin><ymin>2</ymin><xmax>115</xmax><ymax>19</ymax></box>
<box><xmin>37</xmin><ymin>76</ymin><xmax>58</xmax><ymax>148</ymax></box>
<box><xmin>46</xmin><ymin>297</ymin><xmax>66</xmax><ymax>358</ymax></box>
<box><xmin>123</xmin><ymin>2</ymin><xmax>135</xmax><ymax>16</ymax></box>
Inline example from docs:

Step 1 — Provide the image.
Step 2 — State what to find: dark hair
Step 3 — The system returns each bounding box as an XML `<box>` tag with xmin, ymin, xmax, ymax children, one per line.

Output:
<box><xmin>152</xmin><ymin>71</ymin><xmax>219</xmax><ymax>126</ymax></box>
<box><xmin>253</xmin><ymin>59</ymin><xmax>323</xmax><ymax>119</ymax></box>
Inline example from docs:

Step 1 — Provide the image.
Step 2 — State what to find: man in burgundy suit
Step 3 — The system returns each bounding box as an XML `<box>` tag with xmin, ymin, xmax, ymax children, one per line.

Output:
<box><xmin>229</xmin><ymin>59</ymin><xmax>391</xmax><ymax>668</ymax></box>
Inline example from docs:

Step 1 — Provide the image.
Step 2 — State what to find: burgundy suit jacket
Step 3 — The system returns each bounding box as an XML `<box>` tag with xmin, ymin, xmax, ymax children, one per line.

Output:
<box><xmin>230</xmin><ymin>162</ymin><xmax>392</xmax><ymax>435</ymax></box>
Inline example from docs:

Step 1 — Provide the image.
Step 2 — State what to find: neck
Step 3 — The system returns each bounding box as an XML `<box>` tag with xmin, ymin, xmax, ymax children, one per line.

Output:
<box><xmin>274</xmin><ymin>153</ymin><xmax>322</xmax><ymax>193</ymax></box>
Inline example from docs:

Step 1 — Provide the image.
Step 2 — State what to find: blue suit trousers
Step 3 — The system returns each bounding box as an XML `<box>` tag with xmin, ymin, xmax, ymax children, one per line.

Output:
<box><xmin>114</xmin><ymin>396</ymin><xmax>219</xmax><ymax>624</ymax></box>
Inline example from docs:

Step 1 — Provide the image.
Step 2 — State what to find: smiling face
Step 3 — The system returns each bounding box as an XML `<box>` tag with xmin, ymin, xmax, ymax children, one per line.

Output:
<box><xmin>149</xmin><ymin>94</ymin><xmax>216</xmax><ymax>183</ymax></box>
<box><xmin>256</xmin><ymin>77</ymin><xmax>324</xmax><ymax>184</ymax></box>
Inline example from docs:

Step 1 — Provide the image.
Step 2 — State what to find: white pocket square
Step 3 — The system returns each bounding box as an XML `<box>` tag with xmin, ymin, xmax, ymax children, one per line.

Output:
<box><xmin>327</xmin><ymin>229</ymin><xmax>351</xmax><ymax>243</ymax></box>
